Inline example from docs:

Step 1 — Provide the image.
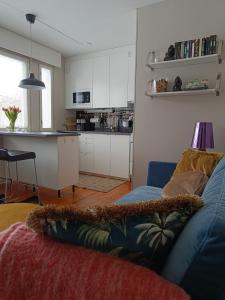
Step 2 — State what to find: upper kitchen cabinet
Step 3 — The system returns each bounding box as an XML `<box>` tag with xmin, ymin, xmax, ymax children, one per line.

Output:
<box><xmin>65</xmin><ymin>45</ymin><xmax>135</xmax><ymax>109</ymax></box>
<box><xmin>65</xmin><ymin>58</ymin><xmax>93</xmax><ymax>109</ymax></box>
<box><xmin>93</xmin><ymin>56</ymin><xmax>110</xmax><ymax>108</ymax></box>
<box><xmin>71</xmin><ymin>59</ymin><xmax>93</xmax><ymax>91</ymax></box>
<box><xmin>109</xmin><ymin>51</ymin><xmax>129</xmax><ymax>108</ymax></box>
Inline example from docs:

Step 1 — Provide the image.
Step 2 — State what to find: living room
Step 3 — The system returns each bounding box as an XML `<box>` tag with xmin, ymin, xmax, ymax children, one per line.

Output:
<box><xmin>0</xmin><ymin>0</ymin><xmax>225</xmax><ymax>299</ymax></box>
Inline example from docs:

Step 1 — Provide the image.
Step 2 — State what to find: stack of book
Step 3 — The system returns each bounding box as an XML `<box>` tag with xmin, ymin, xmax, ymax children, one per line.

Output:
<box><xmin>175</xmin><ymin>35</ymin><xmax>218</xmax><ymax>59</ymax></box>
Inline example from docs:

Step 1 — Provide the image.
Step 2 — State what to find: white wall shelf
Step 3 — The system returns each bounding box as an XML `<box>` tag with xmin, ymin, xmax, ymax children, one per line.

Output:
<box><xmin>145</xmin><ymin>88</ymin><xmax>219</xmax><ymax>98</ymax></box>
<box><xmin>146</xmin><ymin>54</ymin><xmax>222</xmax><ymax>70</ymax></box>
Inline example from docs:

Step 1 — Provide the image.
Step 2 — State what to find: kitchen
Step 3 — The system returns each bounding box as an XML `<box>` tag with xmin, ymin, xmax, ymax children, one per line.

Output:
<box><xmin>63</xmin><ymin>44</ymin><xmax>135</xmax><ymax>181</ymax></box>
<box><xmin>0</xmin><ymin>7</ymin><xmax>136</xmax><ymax>200</ymax></box>
<box><xmin>0</xmin><ymin>43</ymin><xmax>135</xmax><ymax>198</ymax></box>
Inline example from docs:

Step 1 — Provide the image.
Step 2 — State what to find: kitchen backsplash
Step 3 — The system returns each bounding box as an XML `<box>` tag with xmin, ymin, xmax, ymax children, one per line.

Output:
<box><xmin>64</xmin><ymin>105</ymin><xmax>134</xmax><ymax>133</ymax></box>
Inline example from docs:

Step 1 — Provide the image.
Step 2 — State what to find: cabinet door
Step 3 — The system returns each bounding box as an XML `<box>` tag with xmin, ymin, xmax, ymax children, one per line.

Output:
<box><xmin>93</xmin><ymin>56</ymin><xmax>110</xmax><ymax>108</ymax></box>
<box><xmin>128</xmin><ymin>46</ymin><xmax>136</xmax><ymax>103</ymax></box>
<box><xmin>58</xmin><ymin>136</ymin><xmax>79</xmax><ymax>188</ymax></box>
<box><xmin>93</xmin><ymin>134</ymin><xmax>111</xmax><ymax>175</ymax></box>
<box><xmin>79</xmin><ymin>134</ymin><xmax>95</xmax><ymax>173</ymax></box>
<box><xmin>109</xmin><ymin>52</ymin><xmax>129</xmax><ymax>108</ymax></box>
<box><xmin>110</xmin><ymin>135</ymin><xmax>130</xmax><ymax>179</ymax></box>
<box><xmin>72</xmin><ymin>59</ymin><xmax>93</xmax><ymax>91</ymax></box>
<box><xmin>65</xmin><ymin>58</ymin><xmax>93</xmax><ymax>109</ymax></box>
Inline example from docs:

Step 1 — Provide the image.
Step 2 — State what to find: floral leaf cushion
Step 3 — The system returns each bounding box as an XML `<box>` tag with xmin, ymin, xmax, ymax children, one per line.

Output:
<box><xmin>27</xmin><ymin>195</ymin><xmax>203</xmax><ymax>272</ymax></box>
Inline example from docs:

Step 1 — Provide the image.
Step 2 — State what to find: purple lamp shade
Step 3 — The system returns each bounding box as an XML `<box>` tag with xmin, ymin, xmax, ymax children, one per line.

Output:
<box><xmin>191</xmin><ymin>122</ymin><xmax>214</xmax><ymax>151</ymax></box>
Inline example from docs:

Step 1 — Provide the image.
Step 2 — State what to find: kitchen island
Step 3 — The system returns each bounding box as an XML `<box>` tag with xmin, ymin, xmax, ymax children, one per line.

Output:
<box><xmin>0</xmin><ymin>131</ymin><xmax>80</xmax><ymax>193</ymax></box>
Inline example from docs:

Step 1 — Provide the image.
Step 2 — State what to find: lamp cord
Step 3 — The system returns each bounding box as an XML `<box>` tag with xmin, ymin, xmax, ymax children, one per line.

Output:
<box><xmin>0</xmin><ymin>0</ymin><xmax>92</xmax><ymax>48</ymax></box>
<box><xmin>30</xmin><ymin>22</ymin><xmax>33</xmax><ymax>74</ymax></box>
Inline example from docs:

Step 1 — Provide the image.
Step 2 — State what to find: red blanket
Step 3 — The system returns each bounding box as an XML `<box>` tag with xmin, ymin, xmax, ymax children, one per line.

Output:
<box><xmin>0</xmin><ymin>223</ymin><xmax>189</xmax><ymax>300</ymax></box>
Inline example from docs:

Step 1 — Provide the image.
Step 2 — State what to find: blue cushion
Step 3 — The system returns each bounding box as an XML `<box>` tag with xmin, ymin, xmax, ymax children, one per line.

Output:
<box><xmin>116</xmin><ymin>186</ymin><xmax>162</xmax><ymax>205</ymax></box>
<box><xmin>147</xmin><ymin>161</ymin><xmax>177</xmax><ymax>188</ymax></box>
<box><xmin>162</xmin><ymin>156</ymin><xmax>225</xmax><ymax>300</ymax></box>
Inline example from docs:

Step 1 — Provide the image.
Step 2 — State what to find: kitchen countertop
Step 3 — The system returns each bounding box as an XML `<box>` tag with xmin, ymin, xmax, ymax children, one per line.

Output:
<box><xmin>0</xmin><ymin>131</ymin><xmax>80</xmax><ymax>137</ymax></box>
<box><xmin>63</xmin><ymin>130</ymin><xmax>133</xmax><ymax>136</ymax></box>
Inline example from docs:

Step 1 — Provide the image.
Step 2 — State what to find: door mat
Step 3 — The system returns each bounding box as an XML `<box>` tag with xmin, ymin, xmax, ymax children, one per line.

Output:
<box><xmin>76</xmin><ymin>174</ymin><xmax>126</xmax><ymax>192</ymax></box>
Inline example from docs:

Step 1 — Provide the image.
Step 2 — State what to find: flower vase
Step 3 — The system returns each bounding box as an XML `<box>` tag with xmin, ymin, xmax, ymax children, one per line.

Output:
<box><xmin>9</xmin><ymin>120</ymin><xmax>16</xmax><ymax>131</ymax></box>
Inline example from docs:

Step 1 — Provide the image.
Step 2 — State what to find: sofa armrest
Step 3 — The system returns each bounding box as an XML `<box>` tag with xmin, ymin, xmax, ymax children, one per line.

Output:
<box><xmin>147</xmin><ymin>161</ymin><xmax>177</xmax><ymax>188</ymax></box>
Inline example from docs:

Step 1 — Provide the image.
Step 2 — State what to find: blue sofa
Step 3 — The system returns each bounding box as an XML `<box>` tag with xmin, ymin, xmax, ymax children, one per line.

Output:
<box><xmin>117</xmin><ymin>158</ymin><xmax>225</xmax><ymax>300</ymax></box>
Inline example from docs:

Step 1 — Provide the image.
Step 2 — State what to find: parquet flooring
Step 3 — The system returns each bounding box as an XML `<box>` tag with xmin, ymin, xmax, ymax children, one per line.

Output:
<box><xmin>0</xmin><ymin>180</ymin><xmax>131</xmax><ymax>208</ymax></box>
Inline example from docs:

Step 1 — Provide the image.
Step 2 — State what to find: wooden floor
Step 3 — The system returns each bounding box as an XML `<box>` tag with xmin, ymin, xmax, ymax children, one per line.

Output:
<box><xmin>0</xmin><ymin>181</ymin><xmax>131</xmax><ymax>209</ymax></box>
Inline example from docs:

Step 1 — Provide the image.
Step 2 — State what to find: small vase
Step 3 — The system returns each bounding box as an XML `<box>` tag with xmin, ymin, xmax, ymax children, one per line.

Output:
<box><xmin>9</xmin><ymin>120</ymin><xmax>16</xmax><ymax>131</ymax></box>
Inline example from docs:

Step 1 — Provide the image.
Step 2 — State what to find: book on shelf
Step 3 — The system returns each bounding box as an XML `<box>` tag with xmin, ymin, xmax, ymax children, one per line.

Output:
<box><xmin>174</xmin><ymin>35</ymin><xmax>218</xmax><ymax>60</ymax></box>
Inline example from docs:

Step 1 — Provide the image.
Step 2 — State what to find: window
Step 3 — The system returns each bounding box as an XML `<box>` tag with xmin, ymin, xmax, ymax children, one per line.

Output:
<box><xmin>40</xmin><ymin>66</ymin><xmax>53</xmax><ymax>129</ymax></box>
<box><xmin>0</xmin><ymin>52</ymin><xmax>28</xmax><ymax>129</ymax></box>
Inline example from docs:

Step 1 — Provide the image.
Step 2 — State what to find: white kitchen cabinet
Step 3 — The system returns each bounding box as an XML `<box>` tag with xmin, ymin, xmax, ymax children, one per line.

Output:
<box><xmin>79</xmin><ymin>133</ymin><xmax>131</xmax><ymax>179</ymax></box>
<box><xmin>72</xmin><ymin>59</ymin><xmax>93</xmax><ymax>91</ymax></box>
<box><xmin>65</xmin><ymin>58</ymin><xmax>93</xmax><ymax>109</ymax></box>
<box><xmin>93</xmin><ymin>134</ymin><xmax>111</xmax><ymax>175</ymax></box>
<box><xmin>128</xmin><ymin>46</ymin><xmax>136</xmax><ymax>103</ymax></box>
<box><xmin>65</xmin><ymin>45</ymin><xmax>135</xmax><ymax>109</ymax></box>
<box><xmin>79</xmin><ymin>134</ymin><xmax>95</xmax><ymax>173</ymax></box>
<box><xmin>93</xmin><ymin>56</ymin><xmax>110</xmax><ymax>108</ymax></box>
<box><xmin>109</xmin><ymin>51</ymin><xmax>129</xmax><ymax>108</ymax></box>
<box><xmin>110</xmin><ymin>135</ymin><xmax>130</xmax><ymax>178</ymax></box>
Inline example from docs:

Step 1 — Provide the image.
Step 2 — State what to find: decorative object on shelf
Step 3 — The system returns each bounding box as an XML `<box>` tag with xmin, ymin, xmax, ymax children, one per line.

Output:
<box><xmin>173</xmin><ymin>76</ymin><xmax>183</xmax><ymax>91</ymax></box>
<box><xmin>156</xmin><ymin>79</ymin><xmax>168</xmax><ymax>93</ymax></box>
<box><xmin>164</xmin><ymin>45</ymin><xmax>175</xmax><ymax>61</ymax></box>
<box><xmin>148</xmin><ymin>51</ymin><xmax>156</xmax><ymax>63</ymax></box>
<box><xmin>147</xmin><ymin>79</ymin><xmax>156</xmax><ymax>94</ymax></box>
<box><xmin>2</xmin><ymin>106</ymin><xmax>21</xmax><ymax>131</ymax></box>
<box><xmin>184</xmin><ymin>79</ymin><xmax>209</xmax><ymax>91</ymax></box>
<box><xmin>19</xmin><ymin>14</ymin><xmax>45</xmax><ymax>90</ymax></box>
<box><xmin>191</xmin><ymin>122</ymin><xmax>214</xmax><ymax>151</ymax></box>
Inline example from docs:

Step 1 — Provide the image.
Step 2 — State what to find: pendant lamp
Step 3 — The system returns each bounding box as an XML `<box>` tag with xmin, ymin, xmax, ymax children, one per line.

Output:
<box><xmin>19</xmin><ymin>14</ymin><xmax>45</xmax><ymax>90</ymax></box>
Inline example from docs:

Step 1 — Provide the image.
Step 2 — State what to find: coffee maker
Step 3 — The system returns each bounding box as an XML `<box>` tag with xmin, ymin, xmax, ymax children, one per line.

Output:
<box><xmin>118</xmin><ymin>115</ymin><xmax>133</xmax><ymax>133</ymax></box>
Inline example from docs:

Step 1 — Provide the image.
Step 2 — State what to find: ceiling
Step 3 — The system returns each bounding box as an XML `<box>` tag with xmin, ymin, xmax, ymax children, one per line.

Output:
<box><xmin>0</xmin><ymin>0</ymin><xmax>163</xmax><ymax>56</ymax></box>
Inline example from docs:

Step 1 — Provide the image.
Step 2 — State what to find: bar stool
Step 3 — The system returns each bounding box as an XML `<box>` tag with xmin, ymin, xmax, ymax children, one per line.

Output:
<box><xmin>0</xmin><ymin>149</ymin><xmax>40</xmax><ymax>204</ymax></box>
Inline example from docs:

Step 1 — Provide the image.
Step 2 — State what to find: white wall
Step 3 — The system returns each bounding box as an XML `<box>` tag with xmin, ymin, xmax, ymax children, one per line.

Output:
<box><xmin>0</xmin><ymin>27</ymin><xmax>61</xmax><ymax>67</ymax></box>
<box><xmin>133</xmin><ymin>0</ymin><xmax>225</xmax><ymax>187</ymax></box>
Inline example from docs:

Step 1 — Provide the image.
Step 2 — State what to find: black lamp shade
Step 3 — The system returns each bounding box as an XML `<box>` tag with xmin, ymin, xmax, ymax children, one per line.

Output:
<box><xmin>18</xmin><ymin>73</ymin><xmax>45</xmax><ymax>90</ymax></box>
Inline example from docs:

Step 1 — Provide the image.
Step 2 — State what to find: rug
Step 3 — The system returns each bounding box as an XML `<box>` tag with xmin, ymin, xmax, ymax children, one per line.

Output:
<box><xmin>76</xmin><ymin>174</ymin><xmax>126</xmax><ymax>192</ymax></box>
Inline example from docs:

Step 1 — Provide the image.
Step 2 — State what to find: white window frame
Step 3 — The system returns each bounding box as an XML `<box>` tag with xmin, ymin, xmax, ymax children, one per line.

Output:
<box><xmin>39</xmin><ymin>64</ymin><xmax>53</xmax><ymax>131</ymax></box>
<box><xmin>0</xmin><ymin>48</ymin><xmax>30</xmax><ymax>130</ymax></box>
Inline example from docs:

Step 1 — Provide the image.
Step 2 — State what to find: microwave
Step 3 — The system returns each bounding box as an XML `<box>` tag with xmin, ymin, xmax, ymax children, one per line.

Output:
<box><xmin>72</xmin><ymin>89</ymin><xmax>92</xmax><ymax>108</ymax></box>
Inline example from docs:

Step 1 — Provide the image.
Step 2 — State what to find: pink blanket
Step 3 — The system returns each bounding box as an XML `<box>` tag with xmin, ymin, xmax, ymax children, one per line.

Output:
<box><xmin>0</xmin><ymin>223</ymin><xmax>189</xmax><ymax>300</ymax></box>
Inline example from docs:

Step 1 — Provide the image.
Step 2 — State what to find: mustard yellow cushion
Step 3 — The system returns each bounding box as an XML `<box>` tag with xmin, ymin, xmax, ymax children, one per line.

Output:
<box><xmin>173</xmin><ymin>149</ymin><xmax>224</xmax><ymax>178</ymax></box>
<box><xmin>161</xmin><ymin>171</ymin><xmax>208</xmax><ymax>198</ymax></box>
<box><xmin>0</xmin><ymin>203</ymin><xmax>39</xmax><ymax>231</ymax></box>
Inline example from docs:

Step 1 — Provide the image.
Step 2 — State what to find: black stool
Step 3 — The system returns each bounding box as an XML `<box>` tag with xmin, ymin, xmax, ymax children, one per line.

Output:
<box><xmin>0</xmin><ymin>149</ymin><xmax>39</xmax><ymax>204</ymax></box>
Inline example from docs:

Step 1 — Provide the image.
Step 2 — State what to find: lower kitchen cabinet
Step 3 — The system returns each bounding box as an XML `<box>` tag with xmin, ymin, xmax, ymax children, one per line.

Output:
<box><xmin>79</xmin><ymin>134</ymin><xmax>95</xmax><ymax>173</ymax></box>
<box><xmin>79</xmin><ymin>133</ymin><xmax>131</xmax><ymax>179</ymax></box>
<box><xmin>110</xmin><ymin>135</ymin><xmax>130</xmax><ymax>178</ymax></box>
<box><xmin>93</xmin><ymin>134</ymin><xmax>111</xmax><ymax>175</ymax></box>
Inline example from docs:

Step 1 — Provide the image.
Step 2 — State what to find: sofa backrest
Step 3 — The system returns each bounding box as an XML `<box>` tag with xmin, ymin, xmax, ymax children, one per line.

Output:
<box><xmin>162</xmin><ymin>156</ymin><xmax>225</xmax><ymax>300</ymax></box>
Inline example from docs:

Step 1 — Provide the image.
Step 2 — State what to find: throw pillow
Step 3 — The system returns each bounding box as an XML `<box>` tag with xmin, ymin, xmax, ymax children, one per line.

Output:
<box><xmin>161</xmin><ymin>171</ymin><xmax>208</xmax><ymax>198</ymax></box>
<box><xmin>172</xmin><ymin>148</ymin><xmax>224</xmax><ymax>178</ymax></box>
<box><xmin>27</xmin><ymin>195</ymin><xmax>203</xmax><ymax>272</ymax></box>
